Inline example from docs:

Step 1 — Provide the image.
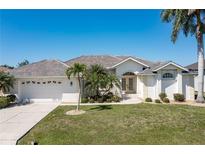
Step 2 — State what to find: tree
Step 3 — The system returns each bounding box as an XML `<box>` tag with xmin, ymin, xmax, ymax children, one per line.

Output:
<box><xmin>161</xmin><ymin>9</ymin><xmax>205</xmax><ymax>103</ymax></box>
<box><xmin>0</xmin><ymin>64</ymin><xmax>14</xmax><ymax>69</ymax></box>
<box><xmin>18</xmin><ymin>60</ymin><xmax>29</xmax><ymax>67</ymax></box>
<box><xmin>85</xmin><ymin>64</ymin><xmax>107</xmax><ymax>98</ymax></box>
<box><xmin>100</xmin><ymin>73</ymin><xmax>121</xmax><ymax>97</ymax></box>
<box><xmin>85</xmin><ymin>64</ymin><xmax>120</xmax><ymax>99</ymax></box>
<box><xmin>0</xmin><ymin>72</ymin><xmax>15</xmax><ymax>96</ymax></box>
<box><xmin>66</xmin><ymin>63</ymin><xmax>87</xmax><ymax>111</ymax></box>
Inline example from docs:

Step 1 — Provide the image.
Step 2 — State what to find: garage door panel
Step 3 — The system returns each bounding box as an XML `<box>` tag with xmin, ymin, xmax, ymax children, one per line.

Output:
<box><xmin>19</xmin><ymin>78</ymin><xmax>78</xmax><ymax>102</ymax></box>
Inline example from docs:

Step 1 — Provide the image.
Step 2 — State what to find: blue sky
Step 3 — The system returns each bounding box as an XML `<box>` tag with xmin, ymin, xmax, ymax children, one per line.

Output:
<box><xmin>0</xmin><ymin>9</ymin><xmax>198</xmax><ymax>67</ymax></box>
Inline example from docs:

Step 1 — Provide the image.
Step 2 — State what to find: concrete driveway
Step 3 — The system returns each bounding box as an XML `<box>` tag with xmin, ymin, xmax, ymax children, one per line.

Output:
<box><xmin>0</xmin><ymin>102</ymin><xmax>59</xmax><ymax>145</ymax></box>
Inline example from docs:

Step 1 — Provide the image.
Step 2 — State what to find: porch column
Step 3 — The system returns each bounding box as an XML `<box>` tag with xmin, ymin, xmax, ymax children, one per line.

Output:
<box><xmin>177</xmin><ymin>71</ymin><xmax>183</xmax><ymax>93</ymax></box>
<box><xmin>157</xmin><ymin>73</ymin><xmax>162</xmax><ymax>97</ymax></box>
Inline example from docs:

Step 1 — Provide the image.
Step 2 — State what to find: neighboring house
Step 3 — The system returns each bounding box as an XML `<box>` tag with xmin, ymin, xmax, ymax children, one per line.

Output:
<box><xmin>0</xmin><ymin>66</ymin><xmax>11</xmax><ymax>73</ymax></box>
<box><xmin>9</xmin><ymin>55</ymin><xmax>195</xmax><ymax>103</ymax></box>
<box><xmin>186</xmin><ymin>61</ymin><xmax>205</xmax><ymax>92</ymax></box>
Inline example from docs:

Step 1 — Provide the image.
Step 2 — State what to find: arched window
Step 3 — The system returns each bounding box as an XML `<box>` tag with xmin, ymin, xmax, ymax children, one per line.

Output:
<box><xmin>123</xmin><ymin>72</ymin><xmax>135</xmax><ymax>76</ymax></box>
<box><xmin>162</xmin><ymin>72</ymin><xmax>174</xmax><ymax>79</ymax></box>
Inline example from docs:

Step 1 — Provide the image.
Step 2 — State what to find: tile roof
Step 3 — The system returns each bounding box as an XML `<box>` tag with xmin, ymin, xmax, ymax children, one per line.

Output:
<box><xmin>9</xmin><ymin>55</ymin><xmax>189</xmax><ymax>77</ymax></box>
<box><xmin>65</xmin><ymin>55</ymin><xmax>155</xmax><ymax>68</ymax></box>
<box><xmin>10</xmin><ymin>60</ymin><xmax>69</xmax><ymax>77</ymax></box>
<box><xmin>186</xmin><ymin>61</ymin><xmax>205</xmax><ymax>71</ymax></box>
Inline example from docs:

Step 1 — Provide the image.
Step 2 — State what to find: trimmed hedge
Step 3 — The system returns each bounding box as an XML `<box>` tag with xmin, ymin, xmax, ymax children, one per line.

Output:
<box><xmin>0</xmin><ymin>96</ymin><xmax>10</xmax><ymax>109</ymax></box>
<box><xmin>155</xmin><ymin>99</ymin><xmax>161</xmax><ymax>103</ymax></box>
<box><xmin>7</xmin><ymin>94</ymin><xmax>16</xmax><ymax>102</ymax></box>
<box><xmin>89</xmin><ymin>98</ymin><xmax>95</xmax><ymax>103</ymax></box>
<box><xmin>106</xmin><ymin>98</ymin><xmax>112</xmax><ymax>102</ymax></box>
<box><xmin>174</xmin><ymin>93</ymin><xmax>185</xmax><ymax>102</ymax></box>
<box><xmin>97</xmin><ymin>98</ymin><xmax>104</xmax><ymax>103</ymax></box>
<box><xmin>163</xmin><ymin>97</ymin><xmax>170</xmax><ymax>103</ymax></box>
<box><xmin>81</xmin><ymin>98</ymin><xmax>89</xmax><ymax>103</ymax></box>
<box><xmin>145</xmin><ymin>97</ymin><xmax>152</xmax><ymax>102</ymax></box>
<box><xmin>159</xmin><ymin>93</ymin><xmax>167</xmax><ymax>101</ymax></box>
<box><xmin>112</xmin><ymin>95</ymin><xmax>121</xmax><ymax>102</ymax></box>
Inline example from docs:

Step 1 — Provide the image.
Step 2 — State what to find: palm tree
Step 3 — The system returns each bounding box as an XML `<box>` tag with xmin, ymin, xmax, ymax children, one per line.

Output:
<box><xmin>101</xmin><ymin>73</ymin><xmax>121</xmax><ymax>97</ymax></box>
<box><xmin>161</xmin><ymin>9</ymin><xmax>205</xmax><ymax>103</ymax></box>
<box><xmin>0</xmin><ymin>72</ymin><xmax>15</xmax><ymax>96</ymax></box>
<box><xmin>85</xmin><ymin>64</ymin><xmax>120</xmax><ymax>99</ymax></box>
<box><xmin>66</xmin><ymin>63</ymin><xmax>87</xmax><ymax>110</ymax></box>
<box><xmin>85</xmin><ymin>64</ymin><xmax>107</xmax><ymax>98</ymax></box>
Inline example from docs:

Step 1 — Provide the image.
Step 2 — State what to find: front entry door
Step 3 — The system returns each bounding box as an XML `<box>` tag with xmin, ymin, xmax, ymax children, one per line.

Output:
<box><xmin>122</xmin><ymin>77</ymin><xmax>135</xmax><ymax>93</ymax></box>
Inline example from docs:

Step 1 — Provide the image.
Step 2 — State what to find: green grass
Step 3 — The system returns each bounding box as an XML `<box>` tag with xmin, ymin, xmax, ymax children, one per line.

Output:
<box><xmin>18</xmin><ymin>103</ymin><xmax>205</xmax><ymax>145</ymax></box>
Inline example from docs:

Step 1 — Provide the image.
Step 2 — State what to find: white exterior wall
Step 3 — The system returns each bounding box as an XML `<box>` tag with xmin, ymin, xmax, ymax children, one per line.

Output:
<box><xmin>14</xmin><ymin>77</ymin><xmax>79</xmax><ymax>103</ymax></box>
<box><xmin>182</xmin><ymin>75</ymin><xmax>195</xmax><ymax>100</ymax></box>
<box><xmin>160</xmin><ymin>66</ymin><xmax>178</xmax><ymax>100</ymax></box>
<box><xmin>194</xmin><ymin>75</ymin><xmax>205</xmax><ymax>92</ymax></box>
<box><xmin>143</xmin><ymin>75</ymin><xmax>157</xmax><ymax>99</ymax></box>
<box><xmin>115</xmin><ymin>60</ymin><xmax>144</xmax><ymax>77</ymax></box>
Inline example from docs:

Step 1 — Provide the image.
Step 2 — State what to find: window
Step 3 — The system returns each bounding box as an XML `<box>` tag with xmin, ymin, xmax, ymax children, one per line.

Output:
<box><xmin>129</xmin><ymin>78</ymin><xmax>134</xmax><ymax>91</ymax></box>
<box><xmin>162</xmin><ymin>73</ymin><xmax>174</xmax><ymax>79</ymax></box>
<box><xmin>122</xmin><ymin>78</ymin><xmax>126</xmax><ymax>91</ymax></box>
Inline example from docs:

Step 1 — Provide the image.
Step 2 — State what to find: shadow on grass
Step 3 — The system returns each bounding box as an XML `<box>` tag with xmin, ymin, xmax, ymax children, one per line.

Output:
<box><xmin>88</xmin><ymin>105</ymin><xmax>113</xmax><ymax>111</ymax></box>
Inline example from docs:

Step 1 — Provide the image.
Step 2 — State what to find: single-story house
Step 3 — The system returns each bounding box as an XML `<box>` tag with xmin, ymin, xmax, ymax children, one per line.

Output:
<box><xmin>186</xmin><ymin>60</ymin><xmax>205</xmax><ymax>92</ymax></box>
<box><xmin>9</xmin><ymin>55</ymin><xmax>195</xmax><ymax>103</ymax></box>
<box><xmin>0</xmin><ymin>66</ymin><xmax>11</xmax><ymax>73</ymax></box>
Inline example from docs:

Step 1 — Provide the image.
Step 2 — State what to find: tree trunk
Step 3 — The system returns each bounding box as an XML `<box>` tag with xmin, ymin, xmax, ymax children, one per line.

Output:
<box><xmin>196</xmin><ymin>10</ymin><xmax>205</xmax><ymax>103</ymax></box>
<box><xmin>0</xmin><ymin>89</ymin><xmax>4</xmax><ymax>96</ymax></box>
<box><xmin>77</xmin><ymin>75</ymin><xmax>81</xmax><ymax>110</ymax></box>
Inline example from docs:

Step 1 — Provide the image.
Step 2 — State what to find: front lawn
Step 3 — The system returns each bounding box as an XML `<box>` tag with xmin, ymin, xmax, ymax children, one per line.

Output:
<box><xmin>18</xmin><ymin>103</ymin><xmax>205</xmax><ymax>144</ymax></box>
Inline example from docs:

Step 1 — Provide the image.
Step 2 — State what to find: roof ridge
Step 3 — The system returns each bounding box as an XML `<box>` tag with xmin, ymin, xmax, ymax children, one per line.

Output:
<box><xmin>13</xmin><ymin>59</ymin><xmax>47</xmax><ymax>70</ymax></box>
<box><xmin>54</xmin><ymin>59</ymin><xmax>69</xmax><ymax>67</ymax></box>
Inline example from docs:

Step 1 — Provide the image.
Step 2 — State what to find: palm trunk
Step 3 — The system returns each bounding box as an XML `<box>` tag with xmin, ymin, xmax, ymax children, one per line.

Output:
<box><xmin>196</xmin><ymin>33</ymin><xmax>204</xmax><ymax>103</ymax></box>
<box><xmin>0</xmin><ymin>89</ymin><xmax>4</xmax><ymax>96</ymax></box>
<box><xmin>196</xmin><ymin>10</ymin><xmax>205</xmax><ymax>103</ymax></box>
<box><xmin>77</xmin><ymin>75</ymin><xmax>81</xmax><ymax>110</ymax></box>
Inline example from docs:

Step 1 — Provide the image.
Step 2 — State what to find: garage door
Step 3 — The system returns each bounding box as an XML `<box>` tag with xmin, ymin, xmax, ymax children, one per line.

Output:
<box><xmin>19</xmin><ymin>78</ymin><xmax>78</xmax><ymax>103</ymax></box>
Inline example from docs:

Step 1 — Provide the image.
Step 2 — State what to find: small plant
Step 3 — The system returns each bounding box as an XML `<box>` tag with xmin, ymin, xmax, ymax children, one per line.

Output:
<box><xmin>7</xmin><ymin>94</ymin><xmax>16</xmax><ymax>102</ymax></box>
<box><xmin>112</xmin><ymin>95</ymin><xmax>121</xmax><ymax>102</ymax></box>
<box><xmin>145</xmin><ymin>97</ymin><xmax>152</xmax><ymax>102</ymax></box>
<box><xmin>0</xmin><ymin>96</ymin><xmax>10</xmax><ymax>108</ymax></box>
<box><xmin>159</xmin><ymin>92</ymin><xmax>167</xmax><ymax>101</ymax></box>
<box><xmin>155</xmin><ymin>99</ymin><xmax>161</xmax><ymax>103</ymax></box>
<box><xmin>89</xmin><ymin>98</ymin><xmax>95</xmax><ymax>103</ymax></box>
<box><xmin>174</xmin><ymin>93</ymin><xmax>185</xmax><ymax>102</ymax></box>
<box><xmin>162</xmin><ymin>97</ymin><xmax>170</xmax><ymax>103</ymax></box>
<box><xmin>97</xmin><ymin>97</ymin><xmax>104</xmax><ymax>103</ymax></box>
<box><xmin>106</xmin><ymin>98</ymin><xmax>112</xmax><ymax>102</ymax></box>
<box><xmin>81</xmin><ymin>97</ymin><xmax>89</xmax><ymax>103</ymax></box>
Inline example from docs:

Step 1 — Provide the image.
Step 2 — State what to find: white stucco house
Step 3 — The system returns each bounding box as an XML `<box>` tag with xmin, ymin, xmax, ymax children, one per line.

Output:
<box><xmin>186</xmin><ymin>60</ymin><xmax>205</xmax><ymax>93</ymax></box>
<box><xmin>8</xmin><ymin>55</ymin><xmax>195</xmax><ymax>103</ymax></box>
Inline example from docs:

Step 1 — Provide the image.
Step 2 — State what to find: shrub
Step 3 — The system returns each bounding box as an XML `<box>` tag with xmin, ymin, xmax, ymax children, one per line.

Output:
<box><xmin>174</xmin><ymin>93</ymin><xmax>185</xmax><ymax>102</ymax></box>
<box><xmin>162</xmin><ymin>97</ymin><xmax>170</xmax><ymax>103</ymax></box>
<box><xmin>155</xmin><ymin>99</ymin><xmax>161</xmax><ymax>103</ymax></box>
<box><xmin>89</xmin><ymin>98</ymin><xmax>95</xmax><ymax>103</ymax></box>
<box><xmin>7</xmin><ymin>94</ymin><xmax>16</xmax><ymax>102</ymax></box>
<box><xmin>159</xmin><ymin>93</ymin><xmax>167</xmax><ymax>101</ymax></box>
<box><xmin>107</xmin><ymin>92</ymin><xmax>114</xmax><ymax>99</ymax></box>
<box><xmin>0</xmin><ymin>96</ymin><xmax>10</xmax><ymax>109</ymax></box>
<box><xmin>81</xmin><ymin>97</ymin><xmax>89</xmax><ymax>103</ymax></box>
<box><xmin>112</xmin><ymin>95</ymin><xmax>121</xmax><ymax>102</ymax></box>
<box><xmin>145</xmin><ymin>97</ymin><xmax>152</xmax><ymax>102</ymax></box>
<box><xmin>97</xmin><ymin>97</ymin><xmax>104</xmax><ymax>103</ymax></box>
<box><xmin>106</xmin><ymin>98</ymin><xmax>112</xmax><ymax>102</ymax></box>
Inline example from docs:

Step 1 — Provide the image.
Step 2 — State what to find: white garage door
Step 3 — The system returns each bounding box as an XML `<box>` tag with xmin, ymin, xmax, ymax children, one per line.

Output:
<box><xmin>19</xmin><ymin>78</ymin><xmax>79</xmax><ymax>103</ymax></box>
<box><xmin>162</xmin><ymin>79</ymin><xmax>177</xmax><ymax>100</ymax></box>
